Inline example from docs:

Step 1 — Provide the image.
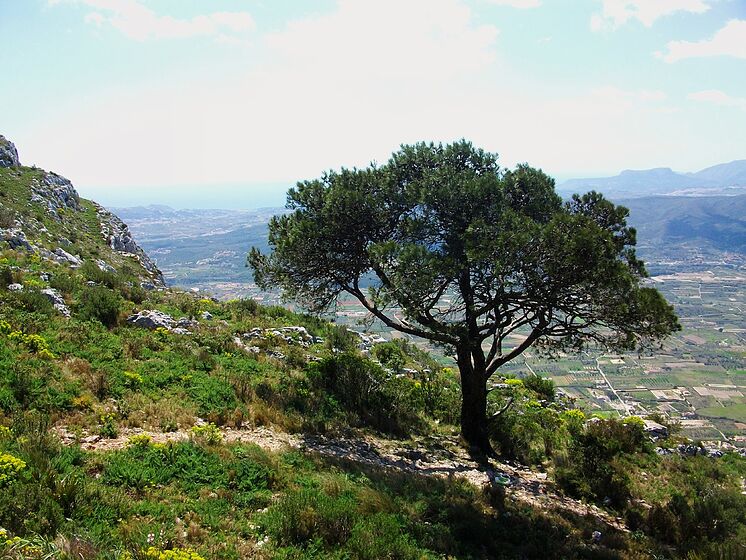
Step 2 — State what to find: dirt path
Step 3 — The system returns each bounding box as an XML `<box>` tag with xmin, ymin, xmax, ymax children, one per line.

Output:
<box><xmin>54</xmin><ymin>424</ymin><xmax>627</xmax><ymax>532</ymax></box>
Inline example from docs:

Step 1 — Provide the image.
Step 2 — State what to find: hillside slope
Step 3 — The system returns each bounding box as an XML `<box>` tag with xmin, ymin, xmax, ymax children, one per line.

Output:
<box><xmin>0</xmin><ymin>135</ymin><xmax>164</xmax><ymax>290</ymax></box>
<box><xmin>623</xmin><ymin>194</ymin><xmax>746</xmax><ymax>254</ymax></box>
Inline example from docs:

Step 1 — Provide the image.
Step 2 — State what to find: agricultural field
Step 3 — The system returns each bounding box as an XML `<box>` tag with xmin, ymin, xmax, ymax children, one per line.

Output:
<box><xmin>519</xmin><ymin>268</ymin><xmax>746</xmax><ymax>446</ymax></box>
<box><xmin>171</xmin><ymin>267</ymin><xmax>746</xmax><ymax>446</ymax></box>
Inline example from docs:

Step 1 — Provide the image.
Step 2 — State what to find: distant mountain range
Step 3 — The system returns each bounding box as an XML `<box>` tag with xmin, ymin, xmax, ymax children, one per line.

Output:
<box><xmin>114</xmin><ymin>192</ymin><xmax>746</xmax><ymax>294</ymax></box>
<box><xmin>111</xmin><ymin>156</ymin><xmax>746</xmax><ymax>291</ymax></box>
<box><xmin>622</xmin><ymin>194</ymin><xmax>746</xmax><ymax>255</ymax></box>
<box><xmin>559</xmin><ymin>159</ymin><xmax>746</xmax><ymax>198</ymax></box>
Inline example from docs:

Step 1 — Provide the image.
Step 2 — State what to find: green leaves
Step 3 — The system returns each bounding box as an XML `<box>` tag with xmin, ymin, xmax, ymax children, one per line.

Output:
<box><xmin>249</xmin><ymin>140</ymin><xmax>680</xmax><ymax>424</ymax></box>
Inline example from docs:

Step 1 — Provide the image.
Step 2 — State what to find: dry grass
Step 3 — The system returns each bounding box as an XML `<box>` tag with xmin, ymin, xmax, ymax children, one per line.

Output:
<box><xmin>120</xmin><ymin>393</ymin><xmax>196</xmax><ymax>431</ymax></box>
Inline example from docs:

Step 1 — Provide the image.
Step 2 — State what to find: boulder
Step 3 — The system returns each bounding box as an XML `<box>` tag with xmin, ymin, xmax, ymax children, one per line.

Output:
<box><xmin>41</xmin><ymin>287</ymin><xmax>64</xmax><ymax>306</ymax></box>
<box><xmin>0</xmin><ymin>135</ymin><xmax>19</xmax><ymax>167</ymax></box>
<box><xmin>126</xmin><ymin>310</ymin><xmax>175</xmax><ymax>330</ymax></box>
<box><xmin>1</xmin><ymin>228</ymin><xmax>33</xmax><ymax>251</ymax></box>
<box><xmin>41</xmin><ymin>288</ymin><xmax>71</xmax><ymax>317</ymax></box>
<box><xmin>96</xmin><ymin>259</ymin><xmax>116</xmax><ymax>274</ymax></box>
<box><xmin>53</xmin><ymin>247</ymin><xmax>83</xmax><ymax>267</ymax></box>
<box><xmin>176</xmin><ymin>317</ymin><xmax>198</xmax><ymax>329</ymax></box>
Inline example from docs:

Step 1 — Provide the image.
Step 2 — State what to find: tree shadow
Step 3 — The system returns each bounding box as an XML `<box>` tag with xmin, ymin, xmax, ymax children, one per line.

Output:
<box><xmin>305</xmin><ymin>447</ymin><xmax>632</xmax><ymax>560</ymax></box>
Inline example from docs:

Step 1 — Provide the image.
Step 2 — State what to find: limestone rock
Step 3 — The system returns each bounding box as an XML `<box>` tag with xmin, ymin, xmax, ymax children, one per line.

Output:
<box><xmin>96</xmin><ymin>204</ymin><xmax>165</xmax><ymax>287</ymax></box>
<box><xmin>126</xmin><ymin>310</ymin><xmax>175</xmax><ymax>330</ymax></box>
<box><xmin>30</xmin><ymin>172</ymin><xmax>81</xmax><ymax>219</ymax></box>
<box><xmin>53</xmin><ymin>247</ymin><xmax>83</xmax><ymax>267</ymax></box>
<box><xmin>41</xmin><ymin>288</ymin><xmax>70</xmax><ymax>317</ymax></box>
<box><xmin>1</xmin><ymin>228</ymin><xmax>33</xmax><ymax>251</ymax></box>
<box><xmin>96</xmin><ymin>259</ymin><xmax>116</xmax><ymax>274</ymax></box>
<box><xmin>176</xmin><ymin>317</ymin><xmax>198</xmax><ymax>329</ymax></box>
<box><xmin>0</xmin><ymin>135</ymin><xmax>19</xmax><ymax>167</ymax></box>
<box><xmin>41</xmin><ymin>287</ymin><xmax>65</xmax><ymax>306</ymax></box>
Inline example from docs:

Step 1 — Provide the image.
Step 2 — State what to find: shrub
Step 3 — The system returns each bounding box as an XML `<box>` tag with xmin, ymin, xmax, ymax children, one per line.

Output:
<box><xmin>325</xmin><ymin>325</ymin><xmax>358</xmax><ymax>353</ymax></box>
<box><xmin>99</xmin><ymin>413</ymin><xmax>118</xmax><ymax>439</ymax></box>
<box><xmin>262</xmin><ymin>487</ymin><xmax>359</xmax><ymax>547</ymax></box>
<box><xmin>228</xmin><ymin>297</ymin><xmax>258</xmax><ymax>317</ymax></box>
<box><xmin>187</xmin><ymin>375</ymin><xmax>238</xmax><ymax>424</ymax></box>
<box><xmin>523</xmin><ymin>375</ymin><xmax>555</xmax><ymax>402</ymax></box>
<box><xmin>0</xmin><ymin>453</ymin><xmax>26</xmax><ymax>487</ymax></box>
<box><xmin>373</xmin><ymin>342</ymin><xmax>406</xmax><ymax>373</ymax></box>
<box><xmin>80</xmin><ymin>261</ymin><xmax>120</xmax><ymax>289</ymax></box>
<box><xmin>306</xmin><ymin>354</ymin><xmax>423</xmax><ymax>435</ymax></box>
<box><xmin>0</xmin><ymin>205</ymin><xmax>15</xmax><ymax>228</ymax></box>
<box><xmin>190</xmin><ymin>423</ymin><xmax>223</xmax><ymax>445</ymax></box>
<box><xmin>103</xmin><ymin>442</ymin><xmax>227</xmax><ymax>491</ymax></box>
<box><xmin>12</xmin><ymin>290</ymin><xmax>55</xmax><ymax>314</ymax></box>
<box><xmin>77</xmin><ymin>285</ymin><xmax>122</xmax><ymax>328</ymax></box>
<box><xmin>49</xmin><ymin>271</ymin><xmax>79</xmax><ymax>295</ymax></box>
<box><xmin>555</xmin><ymin>418</ymin><xmax>650</xmax><ymax>507</ymax></box>
<box><xmin>0</xmin><ymin>266</ymin><xmax>13</xmax><ymax>288</ymax></box>
<box><xmin>143</xmin><ymin>547</ymin><xmax>206</xmax><ymax>560</ymax></box>
<box><xmin>346</xmin><ymin>513</ymin><xmax>421</xmax><ymax>560</ymax></box>
<box><xmin>230</xmin><ymin>457</ymin><xmax>274</xmax><ymax>493</ymax></box>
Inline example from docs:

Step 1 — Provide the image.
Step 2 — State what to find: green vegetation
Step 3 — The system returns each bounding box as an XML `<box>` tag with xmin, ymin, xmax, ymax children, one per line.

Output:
<box><xmin>2</xmin><ymin>150</ymin><xmax>745</xmax><ymax>559</ymax></box>
<box><xmin>250</xmin><ymin>141</ymin><xmax>679</xmax><ymax>453</ymax></box>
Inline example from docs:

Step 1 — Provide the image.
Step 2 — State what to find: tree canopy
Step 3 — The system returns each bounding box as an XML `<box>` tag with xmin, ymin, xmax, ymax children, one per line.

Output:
<box><xmin>249</xmin><ymin>141</ymin><xmax>680</xmax><ymax>452</ymax></box>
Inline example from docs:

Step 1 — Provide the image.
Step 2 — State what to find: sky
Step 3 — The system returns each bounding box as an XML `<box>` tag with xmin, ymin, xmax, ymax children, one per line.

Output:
<box><xmin>1</xmin><ymin>0</ymin><xmax>745</xmax><ymax>209</ymax></box>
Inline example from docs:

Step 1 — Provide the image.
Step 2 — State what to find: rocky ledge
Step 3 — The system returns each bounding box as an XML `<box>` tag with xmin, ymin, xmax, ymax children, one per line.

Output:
<box><xmin>96</xmin><ymin>204</ymin><xmax>165</xmax><ymax>287</ymax></box>
<box><xmin>0</xmin><ymin>135</ymin><xmax>20</xmax><ymax>168</ymax></box>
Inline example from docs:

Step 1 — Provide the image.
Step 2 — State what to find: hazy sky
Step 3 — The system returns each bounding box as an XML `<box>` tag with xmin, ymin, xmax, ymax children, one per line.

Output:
<box><xmin>1</xmin><ymin>0</ymin><xmax>745</xmax><ymax>208</ymax></box>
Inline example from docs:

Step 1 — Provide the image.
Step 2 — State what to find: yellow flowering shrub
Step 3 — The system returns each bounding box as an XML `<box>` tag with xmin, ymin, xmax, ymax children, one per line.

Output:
<box><xmin>5</xmin><ymin>331</ymin><xmax>55</xmax><ymax>358</ymax></box>
<box><xmin>190</xmin><ymin>423</ymin><xmax>223</xmax><ymax>445</ymax></box>
<box><xmin>0</xmin><ymin>426</ymin><xmax>12</xmax><ymax>442</ymax></box>
<box><xmin>143</xmin><ymin>547</ymin><xmax>206</xmax><ymax>560</ymax></box>
<box><xmin>123</xmin><ymin>371</ymin><xmax>144</xmax><ymax>386</ymax></box>
<box><xmin>127</xmin><ymin>434</ymin><xmax>153</xmax><ymax>449</ymax></box>
<box><xmin>0</xmin><ymin>453</ymin><xmax>26</xmax><ymax>487</ymax></box>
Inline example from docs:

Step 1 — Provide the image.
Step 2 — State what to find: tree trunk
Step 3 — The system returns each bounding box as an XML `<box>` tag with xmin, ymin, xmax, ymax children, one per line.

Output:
<box><xmin>456</xmin><ymin>345</ymin><xmax>493</xmax><ymax>455</ymax></box>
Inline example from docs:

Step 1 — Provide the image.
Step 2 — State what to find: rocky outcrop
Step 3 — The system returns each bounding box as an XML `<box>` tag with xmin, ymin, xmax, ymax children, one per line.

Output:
<box><xmin>127</xmin><ymin>310</ymin><xmax>196</xmax><ymax>335</ymax></box>
<box><xmin>52</xmin><ymin>247</ymin><xmax>83</xmax><ymax>267</ymax></box>
<box><xmin>126</xmin><ymin>310</ymin><xmax>175</xmax><ymax>330</ymax></box>
<box><xmin>0</xmin><ymin>136</ymin><xmax>19</xmax><ymax>167</ymax></box>
<box><xmin>30</xmin><ymin>172</ymin><xmax>81</xmax><ymax>217</ymax></box>
<box><xmin>1</xmin><ymin>228</ymin><xmax>33</xmax><ymax>251</ymax></box>
<box><xmin>41</xmin><ymin>288</ymin><xmax>71</xmax><ymax>317</ymax></box>
<box><xmin>1</xmin><ymin>134</ymin><xmax>165</xmax><ymax>288</ymax></box>
<box><xmin>96</xmin><ymin>204</ymin><xmax>165</xmax><ymax>287</ymax></box>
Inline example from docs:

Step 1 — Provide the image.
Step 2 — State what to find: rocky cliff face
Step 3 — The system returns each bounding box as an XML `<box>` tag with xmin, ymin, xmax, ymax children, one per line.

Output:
<box><xmin>96</xmin><ymin>204</ymin><xmax>165</xmax><ymax>287</ymax></box>
<box><xmin>30</xmin><ymin>171</ymin><xmax>81</xmax><ymax>218</ymax></box>
<box><xmin>0</xmin><ymin>134</ymin><xmax>165</xmax><ymax>289</ymax></box>
<box><xmin>0</xmin><ymin>135</ymin><xmax>20</xmax><ymax>168</ymax></box>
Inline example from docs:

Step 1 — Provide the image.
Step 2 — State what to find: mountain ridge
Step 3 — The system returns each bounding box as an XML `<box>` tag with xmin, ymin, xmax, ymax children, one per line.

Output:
<box><xmin>560</xmin><ymin>159</ymin><xmax>746</xmax><ymax>197</ymax></box>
